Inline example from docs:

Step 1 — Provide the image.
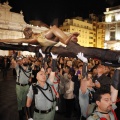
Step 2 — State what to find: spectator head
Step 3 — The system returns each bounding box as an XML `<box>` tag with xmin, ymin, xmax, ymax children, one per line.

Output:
<box><xmin>96</xmin><ymin>64</ymin><xmax>106</xmax><ymax>75</ymax></box>
<box><xmin>94</xmin><ymin>88</ymin><xmax>112</xmax><ymax>113</ymax></box>
<box><xmin>92</xmin><ymin>67</ymin><xmax>98</xmax><ymax>76</ymax></box>
<box><xmin>46</xmin><ymin>66</ymin><xmax>52</xmax><ymax>74</ymax></box>
<box><xmin>67</xmin><ymin>60</ymin><xmax>72</xmax><ymax>67</ymax></box>
<box><xmin>104</xmin><ymin>66</ymin><xmax>111</xmax><ymax>75</ymax></box>
<box><xmin>36</xmin><ymin>70</ymin><xmax>46</xmax><ymax>82</ymax></box>
<box><xmin>64</xmin><ymin>65</ymin><xmax>70</xmax><ymax>73</ymax></box>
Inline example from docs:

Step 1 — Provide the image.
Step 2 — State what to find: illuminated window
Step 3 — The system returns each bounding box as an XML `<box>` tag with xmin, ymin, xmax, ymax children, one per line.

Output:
<box><xmin>105</xmin><ymin>14</ymin><xmax>111</xmax><ymax>22</ymax></box>
<box><xmin>115</xmin><ymin>13</ymin><xmax>120</xmax><ymax>21</ymax></box>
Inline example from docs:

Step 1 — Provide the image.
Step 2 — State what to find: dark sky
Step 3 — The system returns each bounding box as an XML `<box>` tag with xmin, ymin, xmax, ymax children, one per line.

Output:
<box><xmin>1</xmin><ymin>0</ymin><xmax>120</xmax><ymax>26</ymax></box>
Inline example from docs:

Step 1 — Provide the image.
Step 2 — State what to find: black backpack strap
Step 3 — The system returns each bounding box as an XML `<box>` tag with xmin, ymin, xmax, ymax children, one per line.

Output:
<box><xmin>18</xmin><ymin>65</ymin><xmax>21</xmax><ymax>83</ymax></box>
<box><xmin>32</xmin><ymin>83</ymin><xmax>38</xmax><ymax>95</ymax></box>
<box><xmin>36</xmin><ymin>82</ymin><xmax>55</xmax><ymax>102</ymax></box>
<box><xmin>19</xmin><ymin>65</ymin><xmax>31</xmax><ymax>78</ymax></box>
<box><xmin>32</xmin><ymin>84</ymin><xmax>38</xmax><ymax>100</ymax></box>
<box><xmin>31</xmin><ymin>83</ymin><xmax>38</xmax><ymax>109</ymax></box>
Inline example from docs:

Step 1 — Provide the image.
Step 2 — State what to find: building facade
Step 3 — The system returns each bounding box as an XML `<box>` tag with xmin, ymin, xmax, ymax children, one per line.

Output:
<box><xmin>59</xmin><ymin>15</ymin><xmax>105</xmax><ymax>48</ymax></box>
<box><xmin>104</xmin><ymin>5</ymin><xmax>120</xmax><ymax>50</ymax></box>
<box><xmin>96</xmin><ymin>22</ymin><xmax>105</xmax><ymax>48</ymax></box>
<box><xmin>2</xmin><ymin>2</ymin><xmax>118</xmax><ymax>54</ymax></box>
<box><xmin>0</xmin><ymin>2</ymin><xmax>48</xmax><ymax>56</ymax></box>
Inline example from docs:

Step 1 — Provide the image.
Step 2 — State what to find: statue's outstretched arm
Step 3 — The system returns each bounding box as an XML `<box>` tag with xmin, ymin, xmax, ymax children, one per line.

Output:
<box><xmin>0</xmin><ymin>38</ymin><xmax>37</xmax><ymax>44</ymax></box>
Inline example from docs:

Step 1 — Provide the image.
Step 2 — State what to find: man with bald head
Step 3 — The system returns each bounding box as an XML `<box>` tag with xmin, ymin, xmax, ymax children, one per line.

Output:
<box><xmin>26</xmin><ymin>52</ymin><xmax>58</xmax><ymax>120</ymax></box>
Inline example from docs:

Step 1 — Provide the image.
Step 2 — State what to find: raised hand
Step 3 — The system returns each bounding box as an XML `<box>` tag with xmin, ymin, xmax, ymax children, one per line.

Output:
<box><xmin>77</xmin><ymin>52</ymin><xmax>88</xmax><ymax>63</ymax></box>
<box><xmin>39</xmin><ymin>49</ymin><xmax>45</xmax><ymax>58</ymax></box>
<box><xmin>51</xmin><ymin>52</ymin><xmax>58</xmax><ymax>59</ymax></box>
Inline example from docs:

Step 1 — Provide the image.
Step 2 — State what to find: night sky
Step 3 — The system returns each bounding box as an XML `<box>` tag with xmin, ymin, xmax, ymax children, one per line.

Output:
<box><xmin>1</xmin><ymin>0</ymin><xmax>120</xmax><ymax>26</ymax></box>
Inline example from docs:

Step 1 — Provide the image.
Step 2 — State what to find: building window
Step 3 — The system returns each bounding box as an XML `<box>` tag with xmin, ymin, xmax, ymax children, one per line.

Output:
<box><xmin>89</xmin><ymin>42</ymin><xmax>93</xmax><ymax>44</ymax></box>
<box><xmin>115</xmin><ymin>13</ymin><xmax>120</xmax><ymax>21</ymax></box>
<box><xmin>105</xmin><ymin>14</ymin><xmax>112</xmax><ymax>22</ymax></box>
<box><xmin>89</xmin><ymin>37</ymin><xmax>93</xmax><ymax>39</ymax></box>
<box><xmin>111</xmin><ymin>15</ymin><xmax>115</xmax><ymax>22</ymax></box>
<box><xmin>110</xmin><ymin>32</ymin><xmax>115</xmax><ymax>40</ymax></box>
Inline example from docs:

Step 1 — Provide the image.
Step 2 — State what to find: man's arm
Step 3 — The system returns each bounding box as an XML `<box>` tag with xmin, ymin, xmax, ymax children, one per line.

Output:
<box><xmin>11</xmin><ymin>58</ymin><xmax>18</xmax><ymax>68</ymax></box>
<box><xmin>49</xmin><ymin>52</ymin><xmax>58</xmax><ymax>83</ymax></box>
<box><xmin>77</xmin><ymin>52</ymin><xmax>88</xmax><ymax>79</ymax></box>
<box><xmin>80</xmin><ymin>78</ymin><xmax>88</xmax><ymax>94</ymax></box>
<box><xmin>39</xmin><ymin>49</ymin><xmax>58</xmax><ymax>83</ymax></box>
<box><xmin>111</xmin><ymin>85</ymin><xmax>118</xmax><ymax>103</ymax></box>
<box><xmin>111</xmin><ymin>68</ymin><xmax>120</xmax><ymax>103</ymax></box>
<box><xmin>26</xmin><ymin>86</ymin><xmax>33</xmax><ymax>120</ymax></box>
<box><xmin>26</xmin><ymin>97</ymin><xmax>33</xmax><ymax>120</ymax></box>
<box><xmin>26</xmin><ymin>97</ymin><xmax>32</xmax><ymax>107</ymax></box>
<box><xmin>77</xmin><ymin>52</ymin><xmax>89</xmax><ymax>93</ymax></box>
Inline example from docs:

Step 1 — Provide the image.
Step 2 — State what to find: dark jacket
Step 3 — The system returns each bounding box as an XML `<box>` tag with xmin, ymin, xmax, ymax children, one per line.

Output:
<box><xmin>93</xmin><ymin>73</ymin><xmax>111</xmax><ymax>91</ymax></box>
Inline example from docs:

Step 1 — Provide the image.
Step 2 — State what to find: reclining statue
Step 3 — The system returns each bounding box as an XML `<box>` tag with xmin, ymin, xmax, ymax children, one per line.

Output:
<box><xmin>0</xmin><ymin>25</ymin><xmax>120</xmax><ymax>67</ymax></box>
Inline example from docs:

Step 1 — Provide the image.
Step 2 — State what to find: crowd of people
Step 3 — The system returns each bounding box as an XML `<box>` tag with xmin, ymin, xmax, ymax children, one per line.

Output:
<box><xmin>1</xmin><ymin>49</ymin><xmax>120</xmax><ymax>120</ymax></box>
